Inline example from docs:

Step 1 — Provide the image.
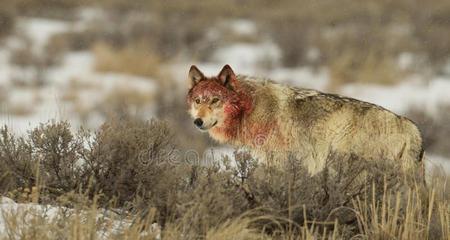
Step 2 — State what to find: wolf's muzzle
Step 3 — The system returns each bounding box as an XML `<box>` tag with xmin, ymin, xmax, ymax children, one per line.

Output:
<box><xmin>194</xmin><ymin>118</ymin><xmax>203</xmax><ymax>127</ymax></box>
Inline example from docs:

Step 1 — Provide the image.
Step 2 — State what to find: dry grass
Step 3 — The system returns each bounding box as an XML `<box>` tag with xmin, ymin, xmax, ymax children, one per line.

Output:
<box><xmin>61</xmin><ymin>89</ymin><xmax>79</xmax><ymax>103</ymax></box>
<box><xmin>1</xmin><ymin>1</ymin><xmax>450</xmax><ymax>237</ymax></box>
<box><xmin>1</xmin><ymin>91</ymin><xmax>41</xmax><ymax>117</ymax></box>
<box><xmin>12</xmin><ymin>0</ymin><xmax>82</xmax><ymax>19</ymax></box>
<box><xmin>354</xmin><ymin>184</ymin><xmax>434</xmax><ymax>239</ymax></box>
<box><xmin>0</xmin><ymin>89</ymin><xmax>8</xmax><ymax>105</ymax></box>
<box><xmin>11</xmin><ymin>34</ymin><xmax>63</xmax><ymax>68</ymax></box>
<box><xmin>3</xmin><ymin>103</ymin><xmax>34</xmax><ymax>117</ymax></box>
<box><xmin>258</xmin><ymin>0</ymin><xmax>449</xmax><ymax>86</ymax></box>
<box><xmin>93</xmin><ymin>42</ymin><xmax>161</xmax><ymax>79</ymax></box>
<box><xmin>0</xmin><ymin>1</ymin><xmax>15</xmax><ymax>39</ymax></box>
<box><xmin>83</xmin><ymin>87</ymin><xmax>154</xmax><ymax>122</ymax></box>
<box><xmin>61</xmin><ymin>78</ymin><xmax>100</xmax><ymax>104</ymax></box>
<box><xmin>0</xmin><ymin>120</ymin><xmax>448</xmax><ymax>239</ymax></box>
<box><xmin>327</xmin><ymin>50</ymin><xmax>403</xmax><ymax>90</ymax></box>
<box><xmin>6</xmin><ymin>0</ymin><xmax>446</xmax><ymax>88</ymax></box>
<box><xmin>1</xmin><ymin>173</ymin><xmax>448</xmax><ymax>239</ymax></box>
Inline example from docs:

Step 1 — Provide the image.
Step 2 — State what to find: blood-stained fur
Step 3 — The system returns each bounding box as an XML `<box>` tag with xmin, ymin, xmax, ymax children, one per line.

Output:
<box><xmin>187</xmin><ymin>65</ymin><xmax>424</xmax><ymax>175</ymax></box>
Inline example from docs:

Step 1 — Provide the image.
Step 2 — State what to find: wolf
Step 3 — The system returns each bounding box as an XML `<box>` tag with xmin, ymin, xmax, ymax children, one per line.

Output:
<box><xmin>186</xmin><ymin>64</ymin><xmax>424</xmax><ymax>175</ymax></box>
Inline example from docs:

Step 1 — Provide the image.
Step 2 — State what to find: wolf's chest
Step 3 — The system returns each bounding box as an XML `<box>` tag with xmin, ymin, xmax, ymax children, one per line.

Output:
<box><xmin>237</xmin><ymin>121</ymin><xmax>290</xmax><ymax>150</ymax></box>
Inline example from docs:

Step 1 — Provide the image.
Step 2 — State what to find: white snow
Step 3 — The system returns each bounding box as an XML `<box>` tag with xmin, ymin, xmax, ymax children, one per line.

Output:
<box><xmin>211</xmin><ymin>42</ymin><xmax>281</xmax><ymax>73</ymax></box>
<box><xmin>397</xmin><ymin>52</ymin><xmax>415</xmax><ymax>70</ymax></box>
<box><xmin>0</xmin><ymin>197</ymin><xmax>131</xmax><ymax>239</ymax></box>
<box><xmin>77</xmin><ymin>8</ymin><xmax>107</xmax><ymax>23</ymax></box>
<box><xmin>426</xmin><ymin>155</ymin><xmax>450</xmax><ymax>175</ymax></box>
<box><xmin>227</xmin><ymin>19</ymin><xmax>257</xmax><ymax>35</ymax></box>
<box><xmin>17</xmin><ymin>18</ymin><xmax>70</xmax><ymax>53</ymax></box>
<box><xmin>2</xmin><ymin>15</ymin><xmax>160</xmax><ymax>133</ymax></box>
<box><xmin>340</xmin><ymin>76</ymin><xmax>450</xmax><ymax>115</ymax></box>
<box><xmin>0</xmin><ymin>197</ymin><xmax>162</xmax><ymax>239</ymax></box>
<box><xmin>270</xmin><ymin>67</ymin><xmax>329</xmax><ymax>90</ymax></box>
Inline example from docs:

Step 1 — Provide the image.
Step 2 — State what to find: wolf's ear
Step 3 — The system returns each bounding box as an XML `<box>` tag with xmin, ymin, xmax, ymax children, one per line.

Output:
<box><xmin>188</xmin><ymin>65</ymin><xmax>204</xmax><ymax>88</ymax></box>
<box><xmin>218</xmin><ymin>64</ymin><xmax>236</xmax><ymax>90</ymax></box>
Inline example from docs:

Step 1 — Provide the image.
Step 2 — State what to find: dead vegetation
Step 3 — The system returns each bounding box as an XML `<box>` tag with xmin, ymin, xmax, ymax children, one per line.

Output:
<box><xmin>0</xmin><ymin>1</ymin><xmax>449</xmax><ymax>238</ymax></box>
<box><xmin>261</xmin><ymin>0</ymin><xmax>450</xmax><ymax>86</ymax></box>
<box><xmin>0</xmin><ymin>120</ymin><xmax>448</xmax><ymax>239</ymax></box>
<box><xmin>0</xmin><ymin>1</ymin><xmax>15</xmax><ymax>39</ymax></box>
<box><xmin>92</xmin><ymin>86</ymin><xmax>154</xmax><ymax>120</ymax></box>
<box><xmin>6</xmin><ymin>0</ymin><xmax>448</xmax><ymax>87</ymax></box>
<box><xmin>93</xmin><ymin>42</ymin><xmax>162</xmax><ymax>79</ymax></box>
<box><xmin>2</xmin><ymin>102</ymin><xmax>34</xmax><ymax>116</ymax></box>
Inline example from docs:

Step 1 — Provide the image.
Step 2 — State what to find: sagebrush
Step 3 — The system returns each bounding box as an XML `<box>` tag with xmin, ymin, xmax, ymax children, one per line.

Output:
<box><xmin>0</xmin><ymin>120</ymin><xmax>448</xmax><ymax>239</ymax></box>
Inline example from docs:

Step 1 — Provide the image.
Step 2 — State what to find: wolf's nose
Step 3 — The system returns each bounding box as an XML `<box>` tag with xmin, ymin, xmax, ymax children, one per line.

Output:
<box><xmin>194</xmin><ymin>118</ymin><xmax>203</xmax><ymax>127</ymax></box>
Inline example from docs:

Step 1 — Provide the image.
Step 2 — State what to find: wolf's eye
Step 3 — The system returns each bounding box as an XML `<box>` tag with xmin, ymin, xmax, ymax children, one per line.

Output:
<box><xmin>211</xmin><ymin>97</ymin><xmax>220</xmax><ymax>104</ymax></box>
<box><xmin>195</xmin><ymin>98</ymin><xmax>201</xmax><ymax>104</ymax></box>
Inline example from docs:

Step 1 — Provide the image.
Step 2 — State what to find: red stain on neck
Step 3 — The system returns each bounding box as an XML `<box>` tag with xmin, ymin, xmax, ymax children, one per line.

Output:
<box><xmin>188</xmin><ymin>76</ymin><xmax>286</xmax><ymax>148</ymax></box>
<box><xmin>213</xmin><ymin>91</ymin><xmax>285</xmax><ymax>148</ymax></box>
<box><xmin>212</xmin><ymin>86</ymin><xmax>254</xmax><ymax>140</ymax></box>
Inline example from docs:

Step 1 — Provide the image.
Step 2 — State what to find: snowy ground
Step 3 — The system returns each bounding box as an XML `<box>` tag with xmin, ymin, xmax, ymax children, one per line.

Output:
<box><xmin>0</xmin><ymin>16</ymin><xmax>157</xmax><ymax>133</ymax></box>
<box><xmin>0</xmin><ymin>196</ymin><xmax>161</xmax><ymax>239</ymax></box>
<box><xmin>0</xmin><ymin>11</ymin><xmax>449</xmax><ymax>171</ymax></box>
<box><xmin>0</xmin><ymin>196</ymin><xmax>124</xmax><ymax>238</ymax></box>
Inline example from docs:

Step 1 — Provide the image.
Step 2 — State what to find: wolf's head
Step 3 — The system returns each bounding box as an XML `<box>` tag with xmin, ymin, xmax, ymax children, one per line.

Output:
<box><xmin>186</xmin><ymin>65</ymin><xmax>251</xmax><ymax>134</ymax></box>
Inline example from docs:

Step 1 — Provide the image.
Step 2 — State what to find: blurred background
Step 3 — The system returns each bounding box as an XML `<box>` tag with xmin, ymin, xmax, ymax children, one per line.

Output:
<box><xmin>0</xmin><ymin>0</ymin><xmax>449</xmax><ymax>169</ymax></box>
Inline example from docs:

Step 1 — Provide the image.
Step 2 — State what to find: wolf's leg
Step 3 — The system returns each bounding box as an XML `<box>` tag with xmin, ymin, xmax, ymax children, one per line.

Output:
<box><xmin>304</xmin><ymin>148</ymin><xmax>328</xmax><ymax>176</ymax></box>
<box><xmin>402</xmin><ymin>144</ymin><xmax>427</xmax><ymax>186</ymax></box>
<box><xmin>418</xmin><ymin>149</ymin><xmax>427</xmax><ymax>187</ymax></box>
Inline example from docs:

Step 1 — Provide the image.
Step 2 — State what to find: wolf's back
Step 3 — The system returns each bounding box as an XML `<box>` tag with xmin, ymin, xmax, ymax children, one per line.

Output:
<box><xmin>231</xmin><ymin>77</ymin><xmax>423</xmax><ymax>174</ymax></box>
<box><xmin>282</xmin><ymin>89</ymin><xmax>423</xmax><ymax>173</ymax></box>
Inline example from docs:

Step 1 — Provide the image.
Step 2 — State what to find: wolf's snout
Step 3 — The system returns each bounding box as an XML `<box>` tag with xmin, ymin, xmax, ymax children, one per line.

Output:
<box><xmin>194</xmin><ymin>118</ymin><xmax>203</xmax><ymax>127</ymax></box>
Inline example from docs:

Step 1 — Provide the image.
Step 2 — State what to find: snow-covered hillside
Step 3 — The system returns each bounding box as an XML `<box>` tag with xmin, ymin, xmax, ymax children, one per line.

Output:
<box><xmin>0</xmin><ymin>9</ymin><xmax>449</xmax><ymax>173</ymax></box>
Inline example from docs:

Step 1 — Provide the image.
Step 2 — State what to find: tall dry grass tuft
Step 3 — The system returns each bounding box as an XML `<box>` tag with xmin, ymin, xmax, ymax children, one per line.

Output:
<box><xmin>93</xmin><ymin>42</ymin><xmax>162</xmax><ymax>79</ymax></box>
<box><xmin>327</xmin><ymin>50</ymin><xmax>403</xmax><ymax>90</ymax></box>
<box><xmin>93</xmin><ymin>87</ymin><xmax>154</xmax><ymax>120</ymax></box>
<box><xmin>205</xmin><ymin>217</ymin><xmax>262</xmax><ymax>240</ymax></box>
<box><xmin>353</xmin><ymin>181</ymin><xmax>449</xmax><ymax>240</ymax></box>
